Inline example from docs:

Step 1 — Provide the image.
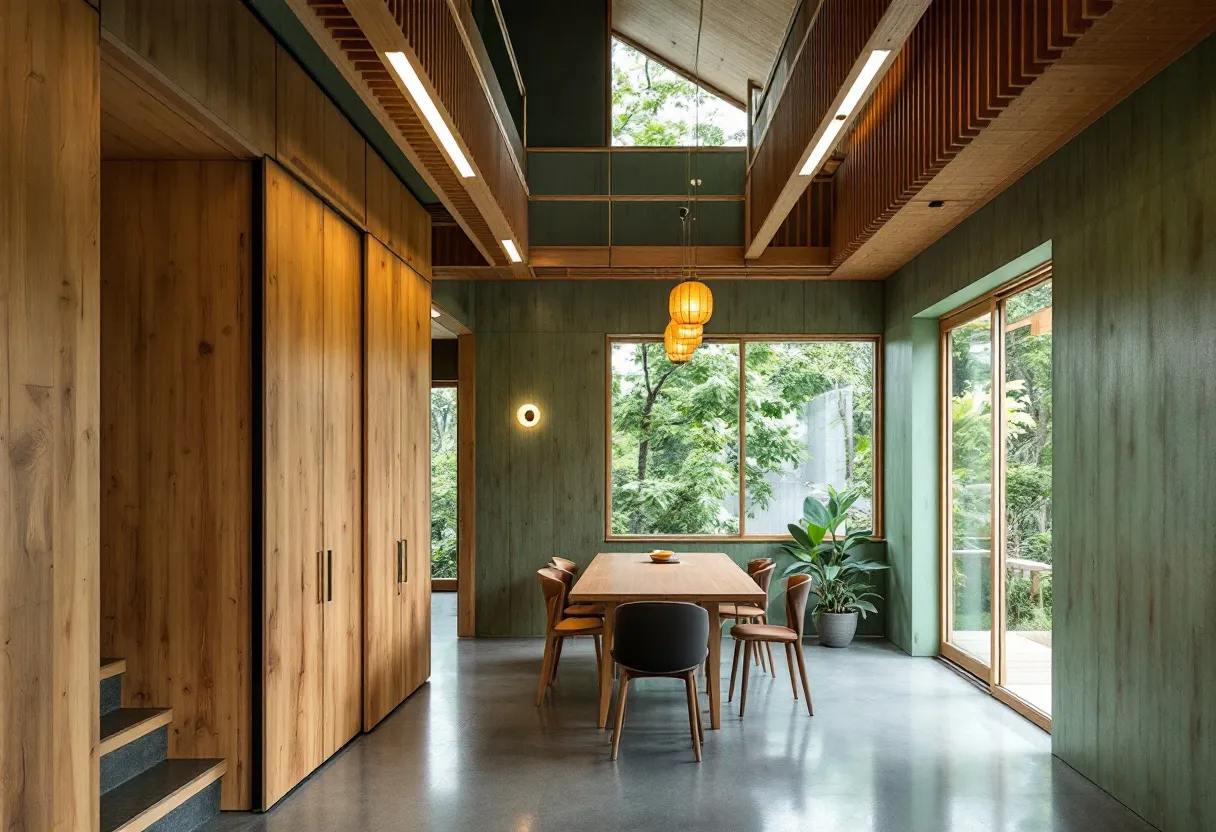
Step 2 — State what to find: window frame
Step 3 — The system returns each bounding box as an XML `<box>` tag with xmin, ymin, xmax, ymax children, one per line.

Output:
<box><xmin>604</xmin><ymin>333</ymin><xmax>884</xmax><ymax>542</ymax></box>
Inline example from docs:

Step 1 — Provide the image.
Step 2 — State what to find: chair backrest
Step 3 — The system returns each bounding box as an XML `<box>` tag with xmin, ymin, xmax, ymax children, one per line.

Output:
<box><xmin>784</xmin><ymin>574</ymin><xmax>813</xmax><ymax>638</ymax></box>
<box><xmin>537</xmin><ymin>568</ymin><xmax>568</xmax><ymax>631</ymax></box>
<box><xmin>611</xmin><ymin>602</ymin><xmax>709</xmax><ymax>674</ymax></box>
<box><xmin>551</xmin><ymin>556</ymin><xmax>579</xmax><ymax>576</ymax></box>
<box><xmin>746</xmin><ymin>557</ymin><xmax>773</xmax><ymax>575</ymax></box>
<box><xmin>751</xmin><ymin>561</ymin><xmax>776</xmax><ymax>595</ymax></box>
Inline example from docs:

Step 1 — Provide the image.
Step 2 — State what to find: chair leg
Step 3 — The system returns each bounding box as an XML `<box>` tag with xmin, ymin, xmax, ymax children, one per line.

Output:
<box><xmin>550</xmin><ymin>636</ymin><xmax>564</xmax><ymax>683</ymax></box>
<box><xmin>728</xmin><ymin>638</ymin><xmax>742</xmax><ymax>702</ymax></box>
<box><xmin>794</xmin><ymin>640</ymin><xmax>814</xmax><ymax>716</ymax></box>
<box><xmin>753</xmin><ymin>620</ymin><xmax>764</xmax><ymax>672</ymax></box>
<box><xmin>593</xmin><ymin>634</ymin><xmax>602</xmax><ymax>669</ymax></box>
<box><xmin>759</xmin><ymin>614</ymin><xmax>775</xmax><ymax>676</ymax></box>
<box><xmin>683</xmin><ymin>671</ymin><xmax>702</xmax><ymax>762</ymax></box>
<box><xmin>536</xmin><ymin>633</ymin><xmax>556</xmax><ymax>707</ymax></box>
<box><xmin>692</xmin><ymin>674</ymin><xmax>704</xmax><ymax>744</ymax></box>
<box><xmin>610</xmin><ymin>670</ymin><xmax>632</xmax><ymax>761</ymax></box>
<box><xmin>739</xmin><ymin>641</ymin><xmax>753</xmax><ymax>719</ymax></box>
<box><xmin>784</xmin><ymin>642</ymin><xmax>799</xmax><ymax>700</ymax></box>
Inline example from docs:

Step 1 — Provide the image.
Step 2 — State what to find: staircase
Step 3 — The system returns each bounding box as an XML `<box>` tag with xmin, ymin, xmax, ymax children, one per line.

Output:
<box><xmin>99</xmin><ymin>658</ymin><xmax>226</xmax><ymax>832</ymax></box>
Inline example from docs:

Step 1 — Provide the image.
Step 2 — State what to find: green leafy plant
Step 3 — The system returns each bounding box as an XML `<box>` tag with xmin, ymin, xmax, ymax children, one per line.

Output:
<box><xmin>780</xmin><ymin>485</ymin><xmax>888</xmax><ymax>618</ymax></box>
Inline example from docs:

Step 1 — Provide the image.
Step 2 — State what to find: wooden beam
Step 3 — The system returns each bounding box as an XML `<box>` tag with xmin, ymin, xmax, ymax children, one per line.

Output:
<box><xmin>745</xmin><ymin>0</ymin><xmax>930</xmax><ymax>260</ymax></box>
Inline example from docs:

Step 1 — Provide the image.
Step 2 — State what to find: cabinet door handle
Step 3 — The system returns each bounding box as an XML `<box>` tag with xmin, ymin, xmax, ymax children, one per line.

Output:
<box><xmin>402</xmin><ymin>539</ymin><xmax>408</xmax><ymax>584</ymax></box>
<box><xmin>396</xmin><ymin>540</ymin><xmax>403</xmax><ymax>584</ymax></box>
<box><xmin>327</xmin><ymin>550</ymin><xmax>333</xmax><ymax>602</ymax></box>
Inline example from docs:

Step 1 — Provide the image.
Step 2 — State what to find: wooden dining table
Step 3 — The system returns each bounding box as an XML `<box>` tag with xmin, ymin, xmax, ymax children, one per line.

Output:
<box><xmin>568</xmin><ymin>552</ymin><xmax>767</xmax><ymax>730</ymax></box>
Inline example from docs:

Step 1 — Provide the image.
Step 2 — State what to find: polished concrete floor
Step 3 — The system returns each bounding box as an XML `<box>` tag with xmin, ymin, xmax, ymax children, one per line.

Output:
<box><xmin>213</xmin><ymin>594</ymin><xmax>1153</xmax><ymax>832</ymax></box>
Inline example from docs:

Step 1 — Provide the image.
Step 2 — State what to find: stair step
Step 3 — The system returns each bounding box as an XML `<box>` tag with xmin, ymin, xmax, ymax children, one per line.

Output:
<box><xmin>101</xmin><ymin>658</ymin><xmax>127</xmax><ymax>680</ymax></box>
<box><xmin>100</xmin><ymin>759</ymin><xmax>226</xmax><ymax>832</ymax></box>
<box><xmin>101</xmin><ymin>708</ymin><xmax>172</xmax><ymax>757</ymax></box>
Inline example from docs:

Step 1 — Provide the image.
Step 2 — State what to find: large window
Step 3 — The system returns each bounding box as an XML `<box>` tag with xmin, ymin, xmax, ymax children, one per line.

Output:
<box><xmin>941</xmin><ymin>266</ymin><xmax>1053</xmax><ymax>727</ymax></box>
<box><xmin>611</xmin><ymin>38</ymin><xmax>746</xmax><ymax>147</ymax></box>
<box><xmin>608</xmin><ymin>337</ymin><xmax>879</xmax><ymax>539</ymax></box>
<box><xmin>431</xmin><ymin>386</ymin><xmax>457</xmax><ymax>580</ymax></box>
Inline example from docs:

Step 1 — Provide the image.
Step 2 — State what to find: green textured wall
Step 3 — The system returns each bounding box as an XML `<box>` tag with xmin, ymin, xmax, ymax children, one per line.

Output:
<box><xmin>882</xmin><ymin>32</ymin><xmax>1216</xmax><ymax>832</ymax></box>
<box><xmin>501</xmin><ymin>0</ymin><xmax>607</xmax><ymax>146</ymax></box>
<box><xmin>432</xmin><ymin>280</ymin><xmax>887</xmax><ymax>638</ymax></box>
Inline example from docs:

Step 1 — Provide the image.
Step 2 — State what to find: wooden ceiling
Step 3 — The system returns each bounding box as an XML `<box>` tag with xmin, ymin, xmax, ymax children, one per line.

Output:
<box><xmin>612</xmin><ymin>0</ymin><xmax>798</xmax><ymax>107</ymax></box>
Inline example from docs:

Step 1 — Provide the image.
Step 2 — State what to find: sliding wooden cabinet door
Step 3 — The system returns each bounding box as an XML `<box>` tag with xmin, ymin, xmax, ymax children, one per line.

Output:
<box><xmin>401</xmin><ymin>265</ymin><xmax>433</xmax><ymax>698</ymax></box>
<box><xmin>321</xmin><ymin>207</ymin><xmax>363</xmax><ymax>757</ymax></box>
<box><xmin>262</xmin><ymin>162</ymin><xmax>325</xmax><ymax>807</ymax></box>
<box><xmin>363</xmin><ymin>237</ymin><xmax>404</xmax><ymax>730</ymax></box>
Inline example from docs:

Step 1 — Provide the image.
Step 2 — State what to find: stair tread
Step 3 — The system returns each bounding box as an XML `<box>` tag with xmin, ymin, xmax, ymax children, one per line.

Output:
<box><xmin>100</xmin><ymin>658</ymin><xmax>127</xmax><ymax>680</ymax></box>
<box><xmin>101</xmin><ymin>758</ymin><xmax>226</xmax><ymax>832</ymax></box>
<box><xmin>100</xmin><ymin>708</ymin><xmax>172</xmax><ymax>753</ymax></box>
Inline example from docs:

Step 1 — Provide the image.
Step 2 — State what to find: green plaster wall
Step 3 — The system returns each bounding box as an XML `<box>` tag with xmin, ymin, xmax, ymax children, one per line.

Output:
<box><xmin>500</xmin><ymin>0</ymin><xmax>608</xmax><ymax>147</ymax></box>
<box><xmin>431</xmin><ymin>280</ymin><xmax>888</xmax><ymax>639</ymax></box>
<box><xmin>882</xmin><ymin>32</ymin><xmax>1216</xmax><ymax>832</ymax></box>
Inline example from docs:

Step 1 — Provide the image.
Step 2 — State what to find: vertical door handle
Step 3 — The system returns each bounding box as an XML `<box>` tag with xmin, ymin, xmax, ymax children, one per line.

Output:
<box><xmin>402</xmin><ymin>539</ymin><xmax>408</xmax><ymax>584</ymax></box>
<box><xmin>327</xmin><ymin>550</ymin><xmax>333</xmax><ymax>602</ymax></box>
<box><xmin>397</xmin><ymin>540</ymin><xmax>403</xmax><ymax>584</ymax></box>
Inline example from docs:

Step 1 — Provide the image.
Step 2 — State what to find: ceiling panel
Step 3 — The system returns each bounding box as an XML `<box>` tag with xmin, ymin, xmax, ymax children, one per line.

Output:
<box><xmin>612</xmin><ymin>0</ymin><xmax>798</xmax><ymax>106</ymax></box>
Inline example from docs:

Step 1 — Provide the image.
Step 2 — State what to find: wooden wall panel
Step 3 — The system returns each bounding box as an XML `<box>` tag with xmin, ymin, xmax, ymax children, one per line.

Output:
<box><xmin>100</xmin><ymin>0</ymin><xmax>276</xmax><ymax>155</ymax></box>
<box><xmin>276</xmin><ymin>49</ymin><xmax>368</xmax><ymax>227</ymax></box>
<box><xmin>262</xmin><ymin>161</ymin><xmax>326</xmax><ymax>809</ymax></box>
<box><xmin>881</xmin><ymin>32</ymin><xmax>1216</xmax><ymax>830</ymax></box>
<box><xmin>0</xmin><ymin>1</ymin><xmax>100</xmax><ymax>829</ymax></box>
<box><xmin>320</xmin><ymin>207</ymin><xmax>363</xmax><ymax>759</ymax></box>
<box><xmin>400</xmin><ymin>264</ymin><xmax>432</xmax><ymax>698</ymax></box>
<box><xmin>100</xmin><ymin>161</ymin><xmax>254</xmax><ymax>810</ymax></box>
<box><xmin>367</xmin><ymin>145</ymin><xmax>433</xmax><ymax>278</ymax></box>
<box><xmin>363</xmin><ymin>237</ymin><xmax>403</xmax><ymax>730</ymax></box>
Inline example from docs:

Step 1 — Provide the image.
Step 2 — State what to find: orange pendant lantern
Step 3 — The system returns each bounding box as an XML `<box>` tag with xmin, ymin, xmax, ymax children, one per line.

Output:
<box><xmin>664</xmin><ymin>321</ymin><xmax>698</xmax><ymax>363</ymax></box>
<box><xmin>669</xmin><ymin>280</ymin><xmax>713</xmax><ymax>326</ymax></box>
<box><xmin>670</xmin><ymin>322</ymin><xmax>703</xmax><ymax>346</ymax></box>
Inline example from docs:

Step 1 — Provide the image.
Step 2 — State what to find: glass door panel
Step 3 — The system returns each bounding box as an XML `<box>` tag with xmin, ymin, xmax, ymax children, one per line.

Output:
<box><xmin>430</xmin><ymin>387</ymin><xmax>458</xmax><ymax>580</ymax></box>
<box><xmin>946</xmin><ymin>313</ymin><xmax>995</xmax><ymax>669</ymax></box>
<box><xmin>1000</xmin><ymin>281</ymin><xmax>1053</xmax><ymax>715</ymax></box>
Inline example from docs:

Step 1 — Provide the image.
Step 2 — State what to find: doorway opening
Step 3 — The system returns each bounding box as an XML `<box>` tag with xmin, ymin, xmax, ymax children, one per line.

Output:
<box><xmin>940</xmin><ymin>263</ymin><xmax>1053</xmax><ymax>729</ymax></box>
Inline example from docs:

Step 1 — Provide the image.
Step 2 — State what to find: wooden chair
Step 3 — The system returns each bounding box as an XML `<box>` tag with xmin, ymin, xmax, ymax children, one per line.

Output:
<box><xmin>728</xmin><ymin>574</ymin><xmax>814</xmax><ymax>718</ymax></box>
<box><xmin>718</xmin><ymin>560</ymin><xmax>776</xmax><ymax>675</ymax></box>
<box><xmin>536</xmin><ymin>568</ymin><xmax>603</xmax><ymax>706</ymax></box>
<box><xmin>609</xmin><ymin>602</ymin><xmax>709</xmax><ymax>762</ymax></box>
<box><xmin>547</xmin><ymin>559</ymin><xmax>604</xmax><ymax>618</ymax></box>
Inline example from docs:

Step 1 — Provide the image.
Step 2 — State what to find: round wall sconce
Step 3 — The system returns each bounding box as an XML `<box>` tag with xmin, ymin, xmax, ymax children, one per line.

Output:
<box><xmin>516</xmin><ymin>403</ymin><xmax>541</xmax><ymax>428</ymax></box>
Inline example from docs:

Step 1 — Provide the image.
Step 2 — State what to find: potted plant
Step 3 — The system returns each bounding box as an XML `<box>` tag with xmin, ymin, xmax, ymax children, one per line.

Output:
<box><xmin>780</xmin><ymin>485</ymin><xmax>888</xmax><ymax>648</ymax></box>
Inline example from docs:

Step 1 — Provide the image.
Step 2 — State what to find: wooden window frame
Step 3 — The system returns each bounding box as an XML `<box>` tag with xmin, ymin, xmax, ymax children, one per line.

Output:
<box><xmin>938</xmin><ymin>262</ymin><xmax>1053</xmax><ymax>732</ymax></box>
<box><xmin>604</xmin><ymin>333</ymin><xmax>884</xmax><ymax>543</ymax></box>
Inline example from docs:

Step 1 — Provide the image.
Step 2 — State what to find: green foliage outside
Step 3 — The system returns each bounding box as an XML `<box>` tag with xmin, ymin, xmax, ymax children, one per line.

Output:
<box><xmin>610</xmin><ymin>341</ymin><xmax>875</xmax><ymax>536</ymax></box>
<box><xmin>611</xmin><ymin>39</ymin><xmax>746</xmax><ymax>147</ymax></box>
<box><xmin>431</xmin><ymin>387</ymin><xmax>457</xmax><ymax>579</ymax></box>
<box><xmin>949</xmin><ymin>282</ymin><xmax>1053</xmax><ymax>633</ymax></box>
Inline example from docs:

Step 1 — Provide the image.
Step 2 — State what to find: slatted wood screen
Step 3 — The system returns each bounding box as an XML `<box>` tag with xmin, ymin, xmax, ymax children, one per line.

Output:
<box><xmin>831</xmin><ymin>0</ymin><xmax>1114</xmax><ymax>265</ymax></box>
<box><xmin>306</xmin><ymin>0</ymin><xmax>527</xmax><ymax>265</ymax></box>
<box><xmin>770</xmin><ymin>180</ymin><xmax>833</xmax><ymax>247</ymax></box>
<box><xmin>748</xmin><ymin>0</ymin><xmax>893</xmax><ymax>243</ymax></box>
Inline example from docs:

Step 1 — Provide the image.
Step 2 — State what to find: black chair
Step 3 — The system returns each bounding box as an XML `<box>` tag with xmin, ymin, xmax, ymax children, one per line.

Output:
<box><xmin>610</xmin><ymin>602</ymin><xmax>709</xmax><ymax>762</ymax></box>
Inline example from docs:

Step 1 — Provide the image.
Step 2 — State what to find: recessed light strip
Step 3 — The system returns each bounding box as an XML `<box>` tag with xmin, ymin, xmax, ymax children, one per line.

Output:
<box><xmin>385</xmin><ymin>51</ymin><xmax>476</xmax><ymax>179</ymax></box>
<box><xmin>501</xmin><ymin>239</ymin><xmax>522</xmax><ymax>263</ymax></box>
<box><xmin>799</xmin><ymin>49</ymin><xmax>891</xmax><ymax>177</ymax></box>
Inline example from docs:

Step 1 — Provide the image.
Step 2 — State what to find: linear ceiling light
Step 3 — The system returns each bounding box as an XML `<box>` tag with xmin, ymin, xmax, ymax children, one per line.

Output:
<box><xmin>501</xmin><ymin>239</ymin><xmax>522</xmax><ymax>263</ymax></box>
<box><xmin>430</xmin><ymin>307</ymin><xmax>441</xmax><ymax>318</ymax></box>
<box><xmin>799</xmin><ymin>49</ymin><xmax>891</xmax><ymax>177</ymax></box>
<box><xmin>385</xmin><ymin>51</ymin><xmax>476</xmax><ymax>178</ymax></box>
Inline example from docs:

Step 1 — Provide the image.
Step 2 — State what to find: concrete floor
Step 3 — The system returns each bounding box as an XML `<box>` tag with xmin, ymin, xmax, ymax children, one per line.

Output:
<box><xmin>212</xmin><ymin>594</ymin><xmax>1153</xmax><ymax>832</ymax></box>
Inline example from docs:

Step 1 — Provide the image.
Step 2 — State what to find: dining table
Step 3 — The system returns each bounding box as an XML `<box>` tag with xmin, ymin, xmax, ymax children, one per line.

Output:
<box><xmin>568</xmin><ymin>551</ymin><xmax>768</xmax><ymax>730</ymax></box>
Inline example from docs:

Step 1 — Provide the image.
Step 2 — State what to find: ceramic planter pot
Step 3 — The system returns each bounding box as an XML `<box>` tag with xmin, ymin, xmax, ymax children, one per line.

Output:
<box><xmin>816</xmin><ymin>611</ymin><xmax>859</xmax><ymax>648</ymax></box>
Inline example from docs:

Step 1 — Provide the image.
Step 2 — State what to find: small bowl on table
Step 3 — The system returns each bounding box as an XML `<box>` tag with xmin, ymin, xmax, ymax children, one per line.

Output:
<box><xmin>649</xmin><ymin>549</ymin><xmax>677</xmax><ymax>564</ymax></box>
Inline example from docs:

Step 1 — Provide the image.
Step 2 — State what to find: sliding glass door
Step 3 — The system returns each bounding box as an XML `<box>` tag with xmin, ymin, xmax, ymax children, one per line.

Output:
<box><xmin>941</xmin><ymin>267</ymin><xmax>1053</xmax><ymax>728</ymax></box>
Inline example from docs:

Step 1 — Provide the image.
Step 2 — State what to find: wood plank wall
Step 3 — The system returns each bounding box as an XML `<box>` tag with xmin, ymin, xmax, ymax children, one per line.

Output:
<box><xmin>881</xmin><ymin>30</ymin><xmax>1216</xmax><ymax>830</ymax></box>
<box><xmin>0</xmin><ymin>1</ymin><xmax>101</xmax><ymax>829</ymax></box>
<box><xmin>100</xmin><ymin>162</ymin><xmax>254</xmax><ymax>810</ymax></box>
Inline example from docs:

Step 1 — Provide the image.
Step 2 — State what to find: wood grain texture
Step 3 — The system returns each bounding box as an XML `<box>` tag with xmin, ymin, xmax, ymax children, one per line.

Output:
<box><xmin>320</xmin><ymin>206</ymin><xmax>363</xmax><ymax>759</ymax></box>
<box><xmin>100</xmin><ymin>161</ymin><xmax>253</xmax><ymax>810</ymax></box>
<box><xmin>569</xmin><ymin>553</ymin><xmax>767</xmax><ymax>604</ymax></box>
<box><xmin>457</xmin><ymin>333</ymin><xmax>476</xmax><ymax>637</ymax></box>
<box><xmin>882</xmin><ymin>30</ymin><xmax>1216</xmax><ymax>830</ymax></box>
<box><xmin>362</xmin><ymin>237</ymin><xmax>403</xmax><ymax>730</ymax></box>
<box><xmin>1</xmin><ymin>1</ymin><xmax>100</xmax><ymax>829</ymax></box>
<box><xmin>366</xmin><ymin>145</ymin><xmax>433</xmax><ymax>278</ymax></box>
<box><xmin>276</xmin><ymin>49</ymin><xmax>368</xmax><ymax>228</ymax></box>
<box><xmin>100</xmin><ymin>0</ymin><xmax>276</xmax><ymax>155</ymax></box>
<box><xmin>262</xmin><ymin>161</ymin><xmax>326</xmax><ymax>809</ymax></box>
